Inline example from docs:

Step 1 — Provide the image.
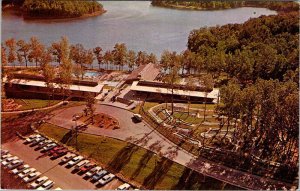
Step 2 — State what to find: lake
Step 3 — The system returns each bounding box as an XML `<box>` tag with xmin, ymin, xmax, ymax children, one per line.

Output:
<box><xmin>2</xmin><ymin>1</ymin><xmax>276</xmax><ymax>57</ymax></box>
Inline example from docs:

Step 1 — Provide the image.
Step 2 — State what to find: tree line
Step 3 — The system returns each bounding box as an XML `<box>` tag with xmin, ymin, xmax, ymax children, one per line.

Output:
<box><xmin>151</xmin><ymin>0</ymin><xmax>299</xmax><ymax>12</ymax></box>
<box><xmin>215</xmin><ymin>79</ymin><xmax>298</xmax><ymax>181</ymax></box>
<box><xmin>187</xmin><ymin>11</ymin><xmax>299</xmax><ymax>85</ymax></box>
<box><xmin>3</xmin><ymin>0</ymin><xmax>104</xmax><ymax>19</ymax></box>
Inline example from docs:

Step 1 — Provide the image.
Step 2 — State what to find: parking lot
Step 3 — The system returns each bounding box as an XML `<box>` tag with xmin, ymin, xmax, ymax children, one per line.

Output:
<box><xmin>2</xmin><ymin>136</ymin><xmax>124</xmax><ymax>190</ymax></box>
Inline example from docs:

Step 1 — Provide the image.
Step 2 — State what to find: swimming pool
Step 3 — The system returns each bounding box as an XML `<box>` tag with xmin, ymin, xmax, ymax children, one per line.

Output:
<box><xmin>84</xmin><ymin>71</ymin><xmax>102</xmax><ymax>78</ymax></box>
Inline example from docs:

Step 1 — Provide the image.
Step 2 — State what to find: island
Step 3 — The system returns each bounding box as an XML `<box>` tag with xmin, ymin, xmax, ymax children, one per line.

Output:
<box><xmin>151</xmin><ymin>0</ymin><xmax>299</xmax><ymax>13</ymax></box>
<box><xmin>2</xmin><ymin>0</ymin><xmax>106</xmax><ymax>20</ymax></box>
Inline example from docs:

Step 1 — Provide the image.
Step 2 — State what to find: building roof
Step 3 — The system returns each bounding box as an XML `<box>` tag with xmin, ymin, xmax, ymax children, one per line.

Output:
<box><xmin>126</xmin><ymin>63</ymin><xmax>160</xmax><ymax>81</ymax></box>
<box><xmin>130</xmin><ymin>81</ymin><xmax>219</xmax><ymax>99</ymax></box>
<box><xmin>7</xmin><ymin>79</ymin><xmax>104</xmax><ymax>93</ymax></box>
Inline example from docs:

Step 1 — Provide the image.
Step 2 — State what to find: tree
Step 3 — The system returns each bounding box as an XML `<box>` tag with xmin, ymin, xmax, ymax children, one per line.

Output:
<box><xmin>85</xmin><ymin>93</ymin><xmax>96</xmax><ymax>124</ymax></box>
<box><xmin>136</xmin><ymin>51</ymin><xmax>148</xmax><ymax>67</ymax></box>
<box><xmin>185</xmin><ymin>76</ymin><xmax>197</xmax><ymax>115</ymax></box>
<box><xmin>5</xmin><ymin>38</ymin><xmax>17</xmax><ymax>67</ymax></box>
<box><xmin>127</xmin><ymin>50</ymin><xmax>136</xmax><ymax>71</ymax></box>
<box><xmin>58</xmin><ymin>37</ymin><xmax>73</xmax><ymax>100</ymax></box>
<box><xmin>50</xmin><ymin>42</ymin><xmax>62</xmax><ymax>64</ymax></box>
<box><xmin>103</xmin><ymin>50</ymin><xmax>113</xmax><ymax>70</ymax></box>
<box><xmin>112</xmin><ymin>43</ymin><xmax>127</xmax><ymax>70</ymax></box>
<box><xmin>93</xmin><ymin>46</ymin><xmax>103</xmax><ymax>70</ymax></box>
<box><xmin>16</xmin><ymin>39</ymin><xmax>30</xmax><ymax>67</ymax></box>
<box><xmin>147</xmin><ymin>53</ymin><xmax>158</xmax><ymax>64</ymax></box>
<box><xmin>70</xmin><ymin>44</ymin><xmax>94</xmax><ymax>79</ymax></box>
<box><xmin>41</xmin><ymin>62</ymin><xmax>55</xmax><ymax>106</ymax></box>
<box><xmin>201</xmin><ymin>73</ymin><xmax>214</xmax><ymax>121</ymax></box>
<box><xmin>29</xmin><ymin>36</ymin><xmax>44</xmax><ymax>67</ymax></box>
<box><xmin>161</xmin><ymin>51</ymin><xmax>180</xmax><ymax>115</ymax></box>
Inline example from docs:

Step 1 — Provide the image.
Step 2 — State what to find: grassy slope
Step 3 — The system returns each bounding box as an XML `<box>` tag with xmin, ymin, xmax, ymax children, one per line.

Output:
<box><xmin>38</xmin><ymin>123</ymin><xmax>241</xmax><ymax>190</ymax></box>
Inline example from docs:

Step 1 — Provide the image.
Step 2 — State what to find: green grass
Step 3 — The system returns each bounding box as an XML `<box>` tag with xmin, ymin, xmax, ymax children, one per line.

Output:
<box><xmin>38</xmin><ymin>123</ymin><xmax>239</xmax><ymax>190</ymax></box>
<box><xmin>13</xmin><ymin>99</ymin><xmax>60</xmax><ymax>110</ymax></box>
<box><xmin>132</xmin><ymin>102</ymin><xmax>160</xmax><ymax>114</ymax></box>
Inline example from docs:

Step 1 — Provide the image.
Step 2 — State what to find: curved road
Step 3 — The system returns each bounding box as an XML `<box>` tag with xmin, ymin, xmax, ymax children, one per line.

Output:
<box><xmin>47</xmin><ymin>104</ymin><xmax>293</xmax><ymax>190</ymax></box>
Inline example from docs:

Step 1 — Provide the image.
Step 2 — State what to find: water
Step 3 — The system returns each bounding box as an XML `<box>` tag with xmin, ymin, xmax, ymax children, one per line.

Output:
<box><xmin>2</xmin><ymin>1</ymin><xmax>276</xmax><ymax>59</ymax></box>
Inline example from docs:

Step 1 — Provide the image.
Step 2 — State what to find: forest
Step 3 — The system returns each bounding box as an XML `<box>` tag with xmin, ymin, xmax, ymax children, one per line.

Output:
<box><xmin>151</xmin><ymin>0</ymin><xmax>299</xmax><ymax>12</ymax></box>
<box><xmin>2</xmin><ymin>0</ymin><xmax>105</xmax><ymax>19</ymax></box>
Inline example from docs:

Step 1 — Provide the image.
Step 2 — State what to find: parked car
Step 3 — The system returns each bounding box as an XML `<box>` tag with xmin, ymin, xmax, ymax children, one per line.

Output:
<box><xmin>92</xmin><ymin>170</ymin><xmax>108</xmax><ymax>182</ymax></box>
<box><xmin>2</xmin><ymin>156</ymin><xmax>19</xmax><ymax>166</ymax></box>
<box><xmin>35</xmin><ymin>140</ymin><xmax>53</xmax><ymax>151</ymax></box>
<box><xmin>98</xmin><ymin>173</ymin><xmax>115</xmax><ymax>185</ymax></box>
<box><xmin>7</xmin><ymin>159</ymin><xmax>23</xmax><ymax>170</ymax></box>
<box><xmin>132</xmin><ymin>114</ymin><xmax>143</xmax><ymax>122</ymax></box>
<box><xmin>74</xmin><ymin>160</ymin><xmax>90</xmax><ymax>170</ymax></box>
<box><xmin>30</xmin><ymin>176</ymin><xmax>49</xmax><ymax>189</ymax></box>
<box><xmin>41</xmin><ymin>143</ymin><xmax>57</xmax><ymax>152</ymax></box>
<box><xmin>37</xmin><ymin>180</ymin><xmax>54</xmax><ymax>190</ymax></box>
<box><xmin>30</xmin><ymin>137</ymin><xmax>46</xmax><ymax>147</ymax></box>
<box><xmin>25</xmin><ymin>134</ymin><xmax>41</xmax><ymax>144</ymax></box>
<box><xmin>51</xmin><ymin>149</ymin><xmax>68</xmax><ymax>159</ymax></box>
<box><xmin>1</xmin><ymin>150</ymin><xmax>9</xmax><ymax>155</ymax></box>
<box><xmin>84</xmin><ymin>166</ymin><xmax>102</xmax><ymax>178</ymax></box>
<box><xmin>18</xmin><ymin>168</ymin><xmax>36</xmax><ymax>178</ymax></box>
<box><xmin>23</xmin><ymin>171</ymin><xmax>41</xmax><ymax>183</ymax></box>
<box><xmin>60</xmin><ymin>153</ymin><xmax>76</xmax><ymax>164</ymax></box>
<box><xmin>116</xmin><ymin>183</ymin><xmax>131</xmax><ymax>190</ymax></box>
<box><xmin>12</xmin><ymin>164</ymin><xmax>30</xmax><ymax>174</ymax></box>
<box><xmin>66</xmin><ymin>155</ymin><xmax>84</xmax><ymax>167</ymax></box>
<box><xmin>1</xmin><ymin>153</ymin><xmax>12</xmax><ymax>159</ymax></box>
<box><xmin>49</xmin><ymin>146</ymin><xmax>64</xmax><ymax>156</ymax></box>
<box><xmin>79</xmin><ymin>163</ymin><xmax>96</xmax><ymax>174</ymax></box>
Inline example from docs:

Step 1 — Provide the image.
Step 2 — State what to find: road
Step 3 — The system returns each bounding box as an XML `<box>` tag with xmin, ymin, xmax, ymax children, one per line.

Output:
<box><xmin>3</xmin><ymin>139</ymin><xmax>123</xmax><ymax>190</ymax></box>
<box><xmin>44</xmin><ymin>104</ymin><xmax>293</xmax><ymax>190</ymax></box>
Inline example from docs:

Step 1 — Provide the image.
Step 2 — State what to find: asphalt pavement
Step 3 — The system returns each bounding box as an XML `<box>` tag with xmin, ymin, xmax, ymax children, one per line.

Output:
<box><xmin>2</xmin><ymin>139</ymin><xmax>123</xmax><ymax>190</ymax></box>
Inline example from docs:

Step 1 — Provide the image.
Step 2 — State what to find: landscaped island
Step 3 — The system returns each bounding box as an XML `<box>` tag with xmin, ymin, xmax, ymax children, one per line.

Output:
<box><xmin>151</xmin><ymin>0</ymin><xmax>299</xmax><ymax>12</ymax></box>
<box><xmin>2</xmin><ymin>0</ymin><xmax>105</xmax><ymax>20</ymax></box>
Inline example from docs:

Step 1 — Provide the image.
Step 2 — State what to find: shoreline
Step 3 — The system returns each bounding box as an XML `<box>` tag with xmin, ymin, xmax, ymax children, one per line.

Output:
<box><xmin>22</xmin><ymin>10</ymin><xmax>107</xmax><ymax>22</ymax></box>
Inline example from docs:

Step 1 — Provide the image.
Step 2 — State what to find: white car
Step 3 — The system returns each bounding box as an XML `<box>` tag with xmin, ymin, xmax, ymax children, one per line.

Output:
<box><xmin>25</xmin><ymin>134</ymin><xmax>41</xmax><ymax>144</ymax></box>
<box><xmin>98</xmin><ymin>173</ymin><xmax>115</xmax><ymax>185</ymax></box>
<box><xmin>23</xmin><ymin>171</ymin><xmax>41</xmax><ymax>183</ymax></box>
<box><xmin>42</xmin><ymin>143</ymin><xmax>57</xmax><ymax>152</ymax></box>
<box><xmin>2</xmin><ymin>156</ymin><xmax>18</xmax><ymax>166</ymax></box>
<box><xmin>12</xmin><ymin>164</ymin><xmax>30</xmax><ymax>174</ymax></box>
<box><xmin>60</xmin><ymin>153</ymin><xmax>76</xmax><ymax>164</ymax></box>
<box><xmin>85</xmin><ymin>166</ymin><xmax>102</xmax><ymax>178</ymax></box>
<box><xmin>116</xmin><ymin>183</ymin><xmax>131</xmax><ymax>190</ymax></box>
<box><xmin>74</xmin><ymin>160</ymin><xmax>90</xmax><ymax>170</ymax></box>
<box><xmin>1</xmin><ymin>153</ymin><xmax>12</xmax><ymax>159</ymax></box>
<box><xmin>7</xmin><ymin>159</ymin><xmax>23</xmax><ymax>169</ymax></box>
<box><xmin>66</xmin><ymin>156</ymin><xmax>83</xmax><ymax>167</ymax></box>
<box><xmin>18</xmin><ymin>168</ymin><xmax>36</xmax><ymax>178</ymax></box>
<box><xmin>30</xmin><ymin>176</ymin><xmax>49</xmax><ymax>189</ymax></box>
<box><xmin>37</xmin><ymin>180</ymin><xmax>54</xmax><ymax>190</ymax></box>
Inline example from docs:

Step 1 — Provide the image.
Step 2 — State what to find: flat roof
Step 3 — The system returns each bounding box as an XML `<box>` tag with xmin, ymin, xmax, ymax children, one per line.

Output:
<box><xmin>130</xmin><ymin>81</ymin><xmax>219</xmax><ymax>99</ymax></box>
<box><xmin>7</xmin><ymin>79</ymin><xmax>104</xmax><ymax>93</ymax></box>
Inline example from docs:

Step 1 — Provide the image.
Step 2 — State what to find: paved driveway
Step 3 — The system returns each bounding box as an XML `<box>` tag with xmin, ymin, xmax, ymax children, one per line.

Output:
<box><xmin>2</xmin><ymin>139</ymin><xmax>123</xmax><ymax>190</ymax></box>
<box><xmin>46</xmin><ymin>104</ymin><xmax>292</xmax><ymax>190</ymax></box>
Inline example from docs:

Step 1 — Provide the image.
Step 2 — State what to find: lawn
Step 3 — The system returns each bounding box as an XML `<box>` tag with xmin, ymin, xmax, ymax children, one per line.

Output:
<box><xmin>38</xmin><ymin>123</ymin><xmax>239</xmax><ymax>190</ymax></box>
<box><xmin>132</xmin><ymin>102</ymin><xmax>160</xmax><ymax>114</ymax></box>
<box><xmin>13</xmin><ymin>99</ymin><xmax>60</xmax><ymax>110</ymax></box>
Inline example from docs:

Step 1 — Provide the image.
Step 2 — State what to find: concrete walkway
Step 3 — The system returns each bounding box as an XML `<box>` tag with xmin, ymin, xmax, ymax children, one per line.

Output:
<box><xmin>46</xmin><ymin>104</ymin><xmax>293</xmax><ymax>190</ymax></box>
